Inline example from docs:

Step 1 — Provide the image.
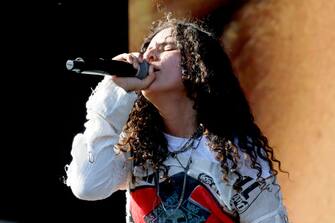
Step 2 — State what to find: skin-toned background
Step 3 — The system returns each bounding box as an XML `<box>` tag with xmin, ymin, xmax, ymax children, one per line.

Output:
<box><xmin>129</xmin><ymin>0</ymin><xmax>335</xmax><ymax>222</ymax></box>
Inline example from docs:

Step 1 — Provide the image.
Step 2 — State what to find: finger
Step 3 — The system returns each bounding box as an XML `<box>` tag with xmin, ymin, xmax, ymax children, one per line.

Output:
<box><xmin>132</xmin><ymin>59</ymin><xmax>139</xmax><ymax>70</ymax></box>
<box><xmin>112</xmin><ymin>53</ymin><xmax>128</xmax><ymax>61</ymax></box>
<box><xmin>128</xmin><ymin>54</ymin><xmax>139</xmax><ymax>69</ymax></box>
<box><xmin>138</xmin><ymin>54</ymin><xmax>144</xmax><ymax>63</ymax></box>
<box><xmin>131</xmin><ymin>52</ymin><xmax>140</xmax><ymax>58</ymax></box>
<box><xmin>126</xmin><ymin>54</ymin><xmax>134</xmax><ymax>64</ymax></box>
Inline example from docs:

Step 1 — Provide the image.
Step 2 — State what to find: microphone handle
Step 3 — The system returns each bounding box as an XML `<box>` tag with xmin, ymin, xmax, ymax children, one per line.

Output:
<box><xmin>66</xmin><ymin>57</ymin><xmax>149</xmax><ymax>80</ymax></box>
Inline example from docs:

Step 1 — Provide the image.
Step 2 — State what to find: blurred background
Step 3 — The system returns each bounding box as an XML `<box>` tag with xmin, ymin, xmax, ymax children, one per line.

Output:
<box><xmin>1</xmin><ymin>0</ymin><xmax>334</xmax><ymax>222</ymax></box>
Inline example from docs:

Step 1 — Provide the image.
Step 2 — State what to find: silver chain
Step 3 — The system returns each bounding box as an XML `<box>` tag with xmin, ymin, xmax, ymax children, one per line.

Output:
<box><xmin>156</xmin><ymin>132</ymin><xmax>203</xmax><ymax>217</ymax></box>
<box><xmin>168</xmin><ymin>124</ymin><xmax>204</xmax><ymax>158</ymax></box>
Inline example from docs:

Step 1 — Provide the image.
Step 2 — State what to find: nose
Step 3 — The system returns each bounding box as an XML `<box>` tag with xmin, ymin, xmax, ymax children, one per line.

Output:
<box><xmin>143</xmin><ymin>48</ymin><xmax>158</xmax><ymax>63</ymax></box>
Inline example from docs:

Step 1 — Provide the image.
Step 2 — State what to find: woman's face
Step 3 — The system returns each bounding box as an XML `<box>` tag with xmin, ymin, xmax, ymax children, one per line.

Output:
<box><xmin>142</xmin><ymin>27</ymin><xmax>185</xmax><ymax>97</ymax></box>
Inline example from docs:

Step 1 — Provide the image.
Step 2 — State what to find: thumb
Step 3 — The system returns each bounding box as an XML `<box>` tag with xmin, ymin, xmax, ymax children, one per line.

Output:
<box><xmin>140</xmin><ymin>72</ymin><xmax>156</xmax><ymax>89</ymax></box>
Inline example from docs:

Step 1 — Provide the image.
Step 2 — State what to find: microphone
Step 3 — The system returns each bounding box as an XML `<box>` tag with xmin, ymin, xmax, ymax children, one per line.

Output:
<box><xmin>66</xmin><ymin>57</ymin><xmax>149</xmax><ymax>80</ymax></box>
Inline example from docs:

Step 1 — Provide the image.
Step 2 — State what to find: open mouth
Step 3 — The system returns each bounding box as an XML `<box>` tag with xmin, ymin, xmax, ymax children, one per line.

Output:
<box><xmin>153</xmin><ymin>67</ymin><xmax>160</xmax><ymax>72</ymax></box>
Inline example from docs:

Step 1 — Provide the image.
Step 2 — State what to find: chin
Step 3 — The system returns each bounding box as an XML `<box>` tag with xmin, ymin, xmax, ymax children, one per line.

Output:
<box><xmin>141</xmin><ymin>87</ymin><xmax>155</xmax><ymax>100</ymax></box>
<box><xmin>142</xmin><ymin>81</ymin><xmax>159</xmax><ymax>95</ymax></box>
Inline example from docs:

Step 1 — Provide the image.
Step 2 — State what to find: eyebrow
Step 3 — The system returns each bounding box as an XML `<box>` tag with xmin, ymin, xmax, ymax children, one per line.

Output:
<box><xmin>157</xmin><ymin>41</ymin><xmax>176</xmax><ymax>47</ymax></box>
<box><xmin>146</xmin><ymin>42</ymin><xmax>173</xmax><ymax>52</ymax></box>
<box><xmin>147</xmin><ymin>41</ymin><xmax>176</xmax><ymax>51</ymax></box>
<box><xmin>148</xmin><ymin>35</ymin><xmax>176</xmax><ymax>49</ymax></box>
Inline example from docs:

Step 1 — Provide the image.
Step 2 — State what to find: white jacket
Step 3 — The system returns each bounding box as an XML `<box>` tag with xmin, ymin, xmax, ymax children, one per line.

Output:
<box><xmin>65</xmin><ymin>76</ymin><xmax>289</xmax><ymax>223</ymax></box>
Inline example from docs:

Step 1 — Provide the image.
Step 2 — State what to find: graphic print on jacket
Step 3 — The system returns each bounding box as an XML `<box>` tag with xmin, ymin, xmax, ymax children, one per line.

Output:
<box><xmin>129</xmin><ymin>172</ymin><xmax>236</xmax><ymax>223</ymax></box>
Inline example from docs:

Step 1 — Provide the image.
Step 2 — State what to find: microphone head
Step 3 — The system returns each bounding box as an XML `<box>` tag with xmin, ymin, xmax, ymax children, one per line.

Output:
<box><xmin>66</xmin><ymin>57</ymin><xmax>85</xmax><ymax>73</ymax></box>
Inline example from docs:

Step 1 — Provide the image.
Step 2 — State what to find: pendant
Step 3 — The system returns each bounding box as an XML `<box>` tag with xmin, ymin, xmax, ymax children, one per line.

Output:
<box><xmin>159</xmin><ymin>208</ymin><xmax>187</xmax><ymax>223</ymax></box>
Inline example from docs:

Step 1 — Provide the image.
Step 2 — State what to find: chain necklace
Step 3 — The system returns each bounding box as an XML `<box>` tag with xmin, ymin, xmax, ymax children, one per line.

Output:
<box><xmin>155</xmin><ymin>124</ymin><xmax>204</xmax><ymax>218</ymax></box>
<box><xmin>168</xmin><ymin>124</ymin><xmax>204</xmax><ymax>158</ymax></box>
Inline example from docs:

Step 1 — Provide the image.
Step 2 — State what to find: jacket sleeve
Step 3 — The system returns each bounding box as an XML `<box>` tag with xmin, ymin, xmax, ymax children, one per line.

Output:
<box><xmin>64</xmin><ymin>76</ymin><xmax>137</xmax><ymax>201</ymax></box>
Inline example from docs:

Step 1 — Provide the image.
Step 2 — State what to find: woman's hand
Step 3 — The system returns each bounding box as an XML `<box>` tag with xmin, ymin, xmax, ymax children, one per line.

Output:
<box><xmin>111</xmin><ymin>53</ymin><xmax>156</xmax><ymax>92</ymax></box>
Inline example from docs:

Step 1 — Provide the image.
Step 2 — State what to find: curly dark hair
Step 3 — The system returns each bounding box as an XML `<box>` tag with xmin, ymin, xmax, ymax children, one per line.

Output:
<box><xmin>117</xmin><ymin>16</ymin><xmax>285</xmax><ymax>185</ymax></box>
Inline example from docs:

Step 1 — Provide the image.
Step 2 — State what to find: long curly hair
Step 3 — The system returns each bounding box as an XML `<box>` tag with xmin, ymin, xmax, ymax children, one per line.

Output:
<box><xmin>117</xmin><ymin>16</ymin><xmax>285</xmax><ymax>184</ymax></box>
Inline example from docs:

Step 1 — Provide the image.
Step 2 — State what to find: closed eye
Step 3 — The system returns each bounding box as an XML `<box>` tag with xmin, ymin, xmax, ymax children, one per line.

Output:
<box><xmin>163</xmin><ymin>46</ymin><xmax>177</xmax><ymax>51</ymax></box>
<box><xmin>157</xmin><ymin>42</ymin><xmax>177</xmax><ymax>52</ymax></box>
